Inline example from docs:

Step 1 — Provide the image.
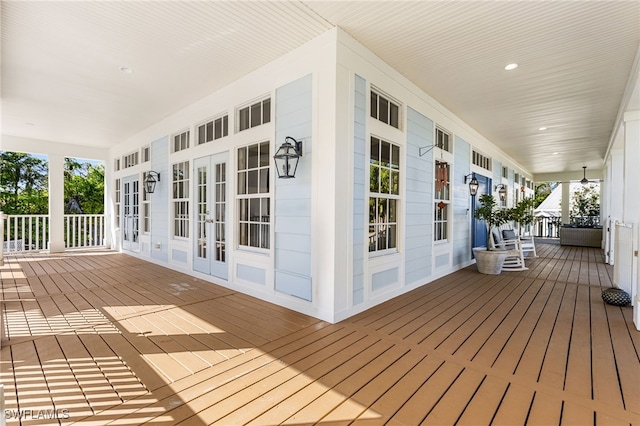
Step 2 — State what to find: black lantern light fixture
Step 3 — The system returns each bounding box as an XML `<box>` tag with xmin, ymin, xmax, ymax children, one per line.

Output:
<box><xmin>273</xmin><ymin>136</ymin><xmax>303</xmax><ymax>179</ymax></box>
<box><xmin>495</xmin><ymin>184</ymin><xmax>507</xmax><ymax>201</ymax></box>
<box><xmin>464</xmin><ymin>173</ymin><xmax>479</xmax><ymax>197</ymax></box>
<box><xmin>144</xmin><ymin>171</ymin><xmax>160</xmax><ymax>194</ymax></box>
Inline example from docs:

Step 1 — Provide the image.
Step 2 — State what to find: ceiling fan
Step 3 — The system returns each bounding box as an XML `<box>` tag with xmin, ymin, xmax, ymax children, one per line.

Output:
<box><xmin>580</xmin><ymin>166</ymin><xmax>599</xmax><ymax>185</ymax></box>
<box><xmin>554</xmin><ymin>166</ymin><xmax>602</xmax><ymax>185</ymax></box>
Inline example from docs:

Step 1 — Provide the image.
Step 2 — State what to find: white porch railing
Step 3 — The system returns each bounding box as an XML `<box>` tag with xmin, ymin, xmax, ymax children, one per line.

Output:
<box><xmin>1</xmin><ymin>214</ymin><xmax>105</xmax><ymax>253</ymax></box>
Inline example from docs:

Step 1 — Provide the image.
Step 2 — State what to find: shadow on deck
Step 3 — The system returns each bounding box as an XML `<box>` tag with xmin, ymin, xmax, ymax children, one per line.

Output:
<box><xmin>0</xmin><ymin>244</ymin><xmax>638</xmax><ymax>425</ymax></box>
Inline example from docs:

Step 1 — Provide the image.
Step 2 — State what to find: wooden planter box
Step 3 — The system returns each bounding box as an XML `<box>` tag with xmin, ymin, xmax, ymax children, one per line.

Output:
<box><xmin>559</xmin><ymin>227</ymin><xmax>602</xmax><ymax>247</ymax></box>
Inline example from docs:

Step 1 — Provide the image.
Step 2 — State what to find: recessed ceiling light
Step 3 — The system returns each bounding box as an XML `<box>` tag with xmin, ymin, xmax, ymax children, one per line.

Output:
<box><xmin>504</xmin><ymin>63</ymin><xmax>518</xmax><ymax>71</ymax></box>
<box><xmin>119</xmin><ymin>66</ymin><xmax>134</xmax><ymax>74</ymax></box>
<box><xmin>25</xmin><ymin>122</ymin><xmax>36</xmax><ymax>126</ymax></box>
<box><xmin>538</xmin><ymin>126</ymin><xmax>548</xmax><ymax>131</ymax></box>
<box><xmin>552</xmin><ymin>152</ymin><xmax>559</xmax><ymax>155</ymax></box>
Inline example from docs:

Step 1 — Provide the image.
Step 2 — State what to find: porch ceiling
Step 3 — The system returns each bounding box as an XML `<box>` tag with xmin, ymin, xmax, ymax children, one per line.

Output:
<box><xmin>1</xmin><ymin>1</ymin><xmax>639</xmax><ymax>175</ymax></box>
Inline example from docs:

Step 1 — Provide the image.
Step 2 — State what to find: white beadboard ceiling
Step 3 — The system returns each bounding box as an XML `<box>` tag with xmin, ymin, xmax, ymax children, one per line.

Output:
<box><xmin>1</xmin><ymin>1</ymin><xmax>639</xmax><ymax>176</ymax></box>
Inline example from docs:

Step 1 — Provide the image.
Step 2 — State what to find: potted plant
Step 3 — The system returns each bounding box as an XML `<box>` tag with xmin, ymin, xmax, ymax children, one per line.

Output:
<box><xmin>508</xmin><ymin>197</ymin><xmax>536</xmax><ymax>237</ymax></box>
<box><xmin>473</xmin><ymin>193</ymin><xmax>509</xmax><ymax>274</ymax></box>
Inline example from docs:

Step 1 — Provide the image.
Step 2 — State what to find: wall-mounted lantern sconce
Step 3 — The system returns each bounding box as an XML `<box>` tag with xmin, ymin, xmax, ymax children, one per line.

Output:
<box><xmin>495</xmin><ymin>184</ymin><xmax>507</xmax><ymax>201</ymax></box>
<box><xmin>273</xmin><ymin>136</ymin><xmax>303</xmax><ymax>179</ymax></box>
<box><xmin>464</xmin><ymin>173</ymin><xmax>479</xmax><ymax>197</ymax></box>
<box><xmin>144</xmin><ymin>171</ymin><xmax>160</xmax><ymax>194</ymax></box>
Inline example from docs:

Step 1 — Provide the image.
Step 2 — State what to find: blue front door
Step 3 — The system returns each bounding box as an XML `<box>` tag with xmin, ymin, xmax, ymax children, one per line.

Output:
<box><xmin>471</xmin><ymin>174</ymin><xmax>491</xmax><ymax>252</ymax></box>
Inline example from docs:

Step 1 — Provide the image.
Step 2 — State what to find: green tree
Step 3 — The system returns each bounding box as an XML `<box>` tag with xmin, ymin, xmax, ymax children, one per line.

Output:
<box><xmin>570</xmin><ymin>184</ymin><xmax>600</xmax><ymax>227</ymax></box>
<box><xmin>64</xmin><ymin>158</ymin><xmax>105</xmax><ymax>214</ymax></box>
<box><xmin>533</xmin><ymin>182</ymin><xmax>558</xmax><ymax>208</ymax></box>
<box><xmin>0</xmin><ymin>151</ymin><xmax>48</xmax><ymax>214</ymax></box>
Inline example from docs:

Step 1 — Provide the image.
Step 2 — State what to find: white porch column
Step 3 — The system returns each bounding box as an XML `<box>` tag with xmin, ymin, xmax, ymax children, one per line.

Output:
<box><xmin>623</xmin><ymin>111</ymin><xmax>640</xmax><ymax>330</ymax></box>
<box><xmin>48</xmin><ymin>154</ymin><xmax>65</xmax><ymax>253</ymax></box>
<box><xmin>561</xmin><ymin>181</ymin><xmax>570</xmax><ymax>224</ymax></box>
<box><xmin>608</xmin><ymin>148</ymin><xmax>625</xmax><ymax>222</ymax></box>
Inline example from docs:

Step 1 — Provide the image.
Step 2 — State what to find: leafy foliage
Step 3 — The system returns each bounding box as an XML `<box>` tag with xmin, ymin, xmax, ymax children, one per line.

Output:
<box><xmin>506</xmin><ymin>197</ymin><xmax>536</xmax><ymax>236</ymax></box>
<box><xmin>474</xmin><ymin>193</ymin><xmax>509</xmax><ymax>250</ymax></box>
<box><xmin>0</xmin><ymin>152</ymin><xmax>49</xmax><ymax>214</ymax></box>
<box><xmin>0</xmin><ymin>151</ymin><xmax>104</xmax><ymax>215</ymax></box>
<box><xmin>64</xmin><ymin>158</ymin><xmax>105</xmax><ymax>214</ymax></box>
<box><xmin>533</xmin><ymin>182</ymin><xmax>557</xmax><ymax>208</ymax></box>
<box><xmin>570</xmin><ymin>184</ymin><xmax>600</xmax><ymax>227</ymax></box>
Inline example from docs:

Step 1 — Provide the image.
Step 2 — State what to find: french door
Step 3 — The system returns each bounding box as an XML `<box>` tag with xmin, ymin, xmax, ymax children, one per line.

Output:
<box><xmin>122</xmin><ymin>175</ymin><xmax>140</xmax><ymax>252</ymax></box>
<box><xmin>193</xmin><ymin>153</ymin><xmax>228</xmax><ymax>280</ymax></box>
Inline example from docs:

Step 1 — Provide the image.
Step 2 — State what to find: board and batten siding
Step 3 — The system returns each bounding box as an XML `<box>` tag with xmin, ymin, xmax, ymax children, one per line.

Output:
<box><xmin>352</xmin><ymin>74</ymin><xmax>367</xmax><ymax>305</ymax></box>
<box><xmin>405</xmin><ymin>107</ymin><xmax>433</xmax><ymax>285</ymax></box>
<box><xmin>150</xmin><ymin>136</ymin><xmax>169</xmax><ymax>263</ymax></box>
<box><xmin>274</xmin><ymin>74</ymin><xmax>313</xmax><ymax>301</ymax></box>
<box><xmin>452</xmin><ymin>136</ymin><xmax>472</xmax><ymax>266</ymax></box>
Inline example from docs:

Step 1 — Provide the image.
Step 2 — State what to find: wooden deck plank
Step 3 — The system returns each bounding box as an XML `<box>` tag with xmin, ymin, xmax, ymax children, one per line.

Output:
<box><xmin>239</xmin><ymin>330</ymin><xmax>379</xmax><ymax>425</ymax></box>
<box><xmin>454</xmin><ymin>281</ymin><xmax>540</xmax><ymax>365</ymax></box>
<box><xmin>387</xmin><ymin>361</ymin><xmax>464</xmax><ymax>425</ymax></box>
<box><xmin>590</xmin><ymin>287</ymin><xmax>625</xmax><ymax>410</ymax></box>
<box><xmin>280</xmin><ymin>341</ymin><xmax>400</xmax><ymax>425</ymax></box>
<box><xmin>526</xmin><ymin>391</ymin><xmax>563</xmax><ymax>425</ymax></box>
<box><xmin>537</xmin><ymin>282</ymin><xmax>579</xmax><ymax>390</ymax></box>
<box><xmin>9</xmin><ymin>340</ymin><xmax>57</xmax><ymax>412</ymax></box>
<box><xmin>116</xmin><ymin>316</ymin><xmax>195</xmax><ymax>383</ymax></box>
<box><xmin>99</xmin><ymin>323</ymin><xmax>343</xmax><ymax>425</ymax></box>
<box><xmin>561</xmin><ymin>401</ymin><xmax>595</xmax><ymax>425</ymax></box>
<box><xmin>1</xmin><ymin>246</ymin><xmax>638</xmax><ymax>425</ymax></box>
<box><xmin>188</xmin><ymin>330</ymin><xmax>382</xmax><ymax>425</ymax></box>
<box><xmin>512</xmin><ymin>281</ymin><xmax>567</xmax><ymax>383</ymax></box>
<box><xmin>471</xmin><ymin>280</ymin><xmax>552</xmax><ymax>369</ymax></box>
<box><xmin>33</xmin><ymin>335</ymin><xmax>94</xmax><ymax>418</ymax></box>
<box><xmin>490</xmin><ymin>383</ymin><xmax>534</xmax><ymax>426</ymax></box>
<box><xmin>442</xmin><ymin>277</ymin><xmax>535</xmax><ymax>359</ymax></box>
<box><xmin>421</xmin><ymin>368</ymin><xmax>486</xmax><ymax>425</ymax></box>
<box><xmin>353</xmin><ymin>355</ymin><xmax>444</xmax><ymax>426</ymax></box>
<box><xmin>455</xmin><ymin>375</ymin><xmax>509</xmax><ymax>426</ymax></box>
<box><xmin>165</xmin><ymin>304</ymin><xmax>254</xmax><ymax>357</ymax></box>
<box><xmin>55</xmin><ymin>334</ymin><xmax>123</xmax><ymax>412</ymax></box>
<box><xmin>604</xmin><ymin>304</ymin><xmax>640</xmax><ymax>414</ymax></box>
<box><xmin>393</xmin><ymin>275</ymin><xmax>508</xmax><ymax>344</ymax></box>
<box><xmin>564</xmin><ymin>285</ymin><xmax>593</xmax><ymax>400</ymax></box>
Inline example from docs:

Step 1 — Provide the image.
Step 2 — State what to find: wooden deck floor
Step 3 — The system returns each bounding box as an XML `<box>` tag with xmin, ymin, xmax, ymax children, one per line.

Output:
<box><xmin>1</xmin><ymin>244</ymin><xmax>638</xmax><ymax>425</ymax></box>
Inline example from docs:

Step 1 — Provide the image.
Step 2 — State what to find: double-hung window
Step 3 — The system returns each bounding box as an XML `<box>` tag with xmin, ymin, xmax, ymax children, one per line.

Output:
<box><xmin>434</xmin><ymin>161</ymin><xmax>450</xmax><ymax>241</ymax></box>
<box><xmin>237</xmin><ymin>142</ymin><xmax>270</xmax><ymax>249</ymax></box>
<box><xmin>369</xmin><ymin>137</ymin><xmax>400</xmax><ymax>253</ymax></box>
<box><xmin>172</xmin><ymin>161</ymin><xmax>189</xmax><ymax>238</ymax></box>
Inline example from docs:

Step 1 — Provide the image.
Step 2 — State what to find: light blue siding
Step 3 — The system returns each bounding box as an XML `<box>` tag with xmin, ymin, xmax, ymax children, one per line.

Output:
<box><xmin>237</xmin><ymin>263</ymin><xmax>266</xmax><ymax>286</ymax></box>
<box><xmin>353</xmin><ymin>74</ymin><xmax>367</xmax><ymax>305</ymax></box>
<box><xmin>405</xmin><ymin>107</ymin><xmax>433</xmax><ymax>285</ymax></box>
<box><xmin>372</xmin><ymin>267</ymin><xmax>398</xmax><ymax>292</ymax></box>
<box><xmin>275</xmin><ymin>271</ymin><xmax>312</xmax><ymax>301</ymax></box>
<box><xmin>274</xmin><ymin>74</ymin><xmax>313</xmax><ymax>301</ymax></box>
<box><xmin>150</xmin><ymin>136</ymin><xmax>169</xmax><ymax>263</ymax></box>
<box><xmin>172</xmin><ymin>249</ymin><xmax>187</xmax><ymax>263</ymax></box>
<box><xmin>435</xmin><ymin>253</ymin><xmax>450</xmax><ymax>268</ymax></box>
<box><xmin>493</xmin><ymin>160</ymin><xmax>502</xmax><ymax>183</ymax></box>
<box><xmin>453</xmin><ymin>136</ymin><xmax>471</xmax><ymax>265</ymax></box>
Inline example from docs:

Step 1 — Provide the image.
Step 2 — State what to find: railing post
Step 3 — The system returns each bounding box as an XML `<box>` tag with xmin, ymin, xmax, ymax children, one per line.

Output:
<box><xmin>0</xmin><ymin>211</ymin><xmax>4</xmax><ymax>266</ymax></box>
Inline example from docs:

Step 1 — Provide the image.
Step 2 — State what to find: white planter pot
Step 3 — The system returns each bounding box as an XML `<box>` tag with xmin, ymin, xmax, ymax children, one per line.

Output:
<box><xmin>473</xmin><ymin>247</ymin><xmax>507</xmax><ymax>275</ymax></box>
